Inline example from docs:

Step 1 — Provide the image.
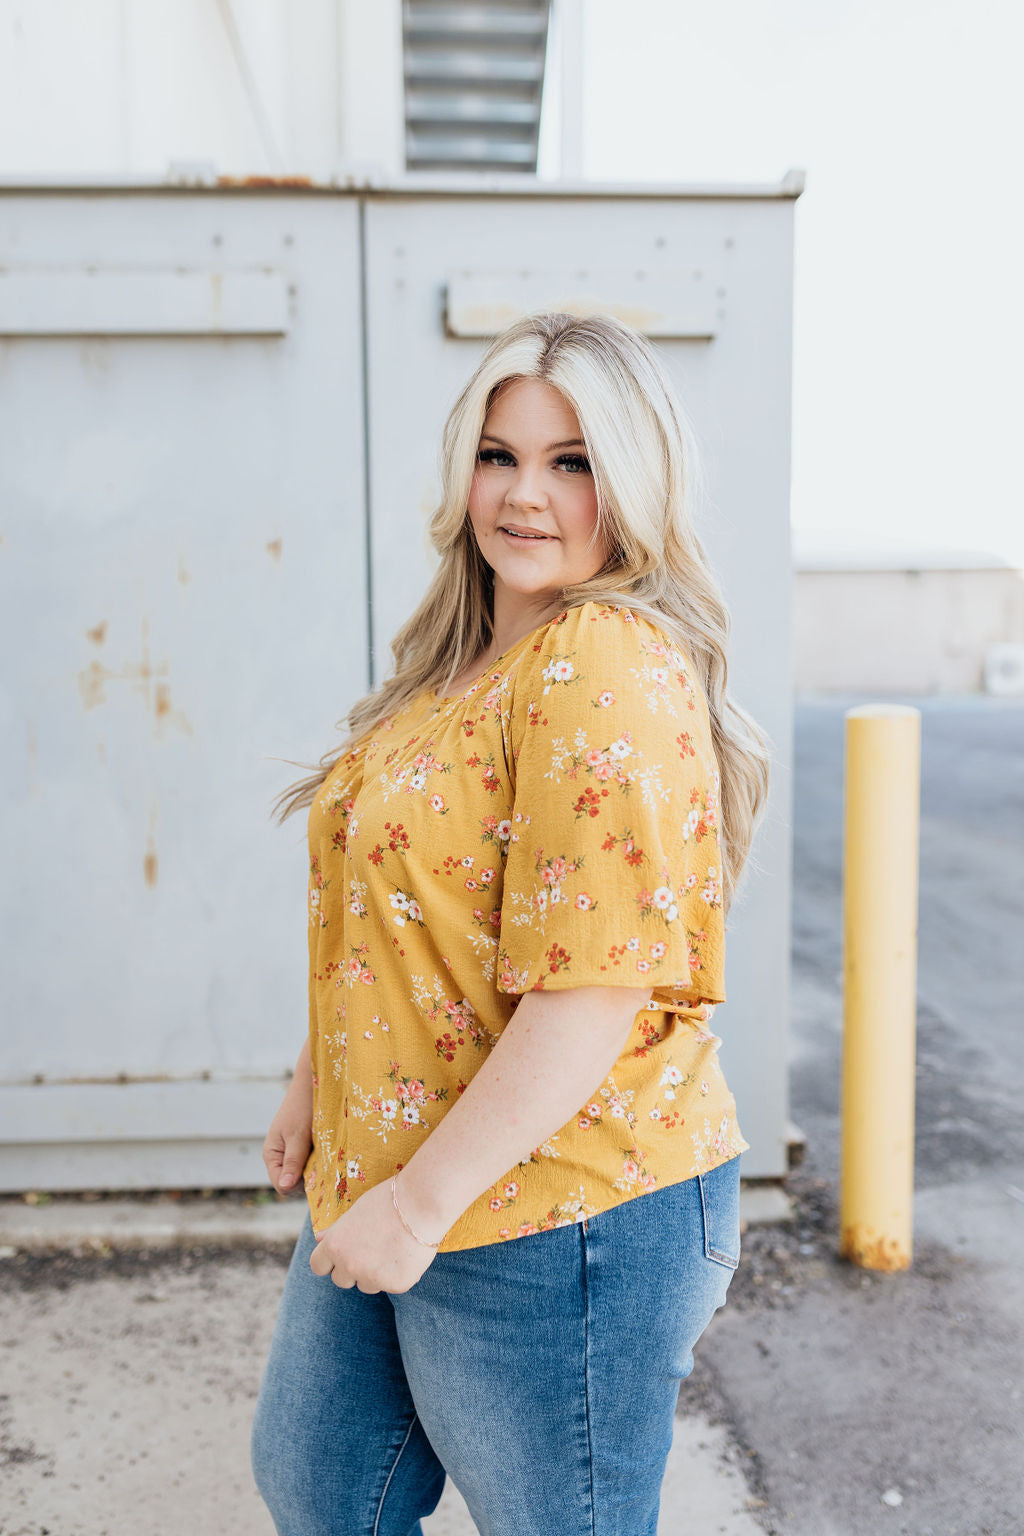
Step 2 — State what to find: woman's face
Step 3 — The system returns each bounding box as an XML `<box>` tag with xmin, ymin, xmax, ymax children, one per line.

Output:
<box><xmin>467</xmin><ymin>377</ymin><xmax>612</xmax><ymax>612</ymax></box>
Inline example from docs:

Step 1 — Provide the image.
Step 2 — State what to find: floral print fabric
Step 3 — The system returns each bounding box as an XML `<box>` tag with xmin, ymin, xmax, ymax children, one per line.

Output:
<box><xmin>303</xmin><ymin>600</ymin><xmax>749</xmax><ymax>1250</ymax></box>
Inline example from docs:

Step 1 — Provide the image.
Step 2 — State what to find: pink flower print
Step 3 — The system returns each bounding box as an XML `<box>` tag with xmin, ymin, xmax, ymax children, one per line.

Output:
<box><xmin>489</xmin><ymin>1197</ymin><xmax>503</xmax><ymax>1212</ymax></box>
<box><xmin>430</xmin><ymin>794</ymin><xmax>445</xmax><ymax>812</ymax></box>
<box><xmin>465</xmin><ymin>878</ymin><xmax>478</xmax><ymax>890</ymax></box>
<box><xmin>578</xmin><ymin>1116</ymin><xmax>591</xmax><ymax>1130</ymax></box>
<box><xmin>594</xmin><ymin>761</ymin><xmax>616</xmax><ymax>781</ymax></box>
<box><xmin>636</xmin><ymin>958</ymin><xmax>651</xmax><ymax>973</ymax></box>
<box><xmin>406</xmin><ymin>1079</ymin><xmax>425</xmax><ymax>1101</ymax></box>
<box><xmin>535</xmin><ymin>889</ymin><xmax>548</xmax><ymax>913</ymax></box>
<box><xmin>363</xmin><ymin>1030</ymin><xmax>373</xmax><ymax>1040</ymax></box>
<box><xmin>597</xmin><ymin>690</ymin><xmax>615</xmax><ymax>707</ymax></box>
<box><xmin>701</xmin><ymin>1080</ymin><xmax>710</xmax><ymax>1095</ymax></box>
<box><xmin>622</xmin><ymin>1159</ymin><xmax>639</xmax><ymax>1183</ymax></box>
<box><xmin>585</xmin><ymin>748</ymin><xmax>606</xmax><ymax>767</ymax></box>
<box><xmin>401</xmin><ymin>1104</ymin><xmax>420</xmax><ymax>1127</ymax></box>
<box><xmin>517</xmin><ymin>1222</ymin><xmax>538</xmax><ymax>1237</ymax></box>
<box><xmin>541</xmin><ymin>866</ymin><xmax>557</xmax><ymax>885</ymax></box>
<box><xmin>551</xmin><ymin>856</ymin><xmax>567</xmax><ymax>879</ymax></box>
<box><xmin>497</xmin><ymin>820</ymin><xmax>512</xmax><ymax>841</ymax></box>
<box><xmin>650</xmin><ymin>941</ymin><xmax>667</xmax><ymax>959</ymax></box>
<box><xmin>641</xmin><ymin>1172</ymin><xmax>657</xmax><ymax>1191</ymax></box>
<box><xmin>461</xmin><ymin>855</ymin><xmax>474</xmax><ymax>868</ymax></box>
<box><xmin>480</xmin><ymin>867</ymin><xmax>496</xmax><ymax>883</ymax></box>
<box><xmin>499</xmin><ymin>1226</ymin><xmax>511</xmax><ymax>1239</ymax></box>
<box><xmin>685</xmin><ymin>872</ymin><xmax>698</xmax><ymax>890</ymax></box>
<box><xmin>575</xmin><ymin>892</ymin><xmax>593</xmax><ymax>910</ymax></box>
<box><xmin>584</xmin><ymin>1102</ymin><xmax>602</xmax><ymax>1118</ymax></box>
<box><xmin>626</xmin><ymin>936</ymin><xmax>640</xmax><ymax>952</ymax></box>
<box><xmin>503</xmin><ymin>1181</ymin><xmax>520</xmax><ymax>1199</ymax></box>
<box><xmin>652</xmin><ymin>886</ymin><xmax>674</xmax><ymax>910</ymax></box>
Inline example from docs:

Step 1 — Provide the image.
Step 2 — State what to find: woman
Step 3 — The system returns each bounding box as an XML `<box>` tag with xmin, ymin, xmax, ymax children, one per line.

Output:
<box><xmin>251</xmin><ymin>311</ymin><xmax>772</xmax><ymax>1536</ymax></box>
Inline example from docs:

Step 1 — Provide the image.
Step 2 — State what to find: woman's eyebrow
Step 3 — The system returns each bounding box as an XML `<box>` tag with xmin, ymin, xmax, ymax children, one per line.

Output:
<box><xmin>480</xmin><ymin>434</ymin><xmax>585</xmax><ymax>451</ymax></box>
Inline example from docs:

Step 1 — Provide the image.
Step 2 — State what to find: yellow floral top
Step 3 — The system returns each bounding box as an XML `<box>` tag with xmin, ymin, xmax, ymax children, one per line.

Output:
<box><xmin>303</xmin><ymin>599</ymin><xmax>749</xmax><ymax>1252</ymax></box>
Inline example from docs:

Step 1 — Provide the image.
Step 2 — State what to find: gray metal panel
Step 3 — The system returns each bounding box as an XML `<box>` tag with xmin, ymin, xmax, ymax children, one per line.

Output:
<box><xmin>362</xmin><ymin>192</ymin><xmax>796</xmax><ymax>1176</ymax></box>
<box><xmin>0</xmin><ymin>193</ymin><xmax>368</xmax><ymax>1186</ymax></box>
<box><xmin>0</xmin><ymin>178</ymin><xmax>797</xmax><ymax>1188</ymax></box>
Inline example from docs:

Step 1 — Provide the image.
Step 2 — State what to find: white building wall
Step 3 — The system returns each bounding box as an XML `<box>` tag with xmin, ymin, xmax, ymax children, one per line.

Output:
<box><xmin>794</xmin><ymin>562</ymin><xmax>1024</xmax><ymax>695</ymax></box>
<box><xmin>0</xmin><ymin>0</ymin><xmax>404</xmax><ymax>182</ymax></box>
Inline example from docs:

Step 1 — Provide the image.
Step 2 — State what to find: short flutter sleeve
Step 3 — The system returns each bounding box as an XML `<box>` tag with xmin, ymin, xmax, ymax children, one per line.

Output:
<box><xmin>496</xmin><ymin>603</ymin><xmax>726</xmax><ymax>1010</ymax></box>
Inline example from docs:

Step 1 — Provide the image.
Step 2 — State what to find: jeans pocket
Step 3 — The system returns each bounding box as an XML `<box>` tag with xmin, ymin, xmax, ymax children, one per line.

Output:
<box><xmin>697</xmin><ymin>1155</ymin><xmax>741</xmax><ymax>1269</ymax></box>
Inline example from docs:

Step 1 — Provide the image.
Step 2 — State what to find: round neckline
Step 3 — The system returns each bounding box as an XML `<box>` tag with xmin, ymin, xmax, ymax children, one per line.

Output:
<box><xmin>428</xmin><ymin>608</ymin><xmax>568</xmax><ymax>703</ymax></box>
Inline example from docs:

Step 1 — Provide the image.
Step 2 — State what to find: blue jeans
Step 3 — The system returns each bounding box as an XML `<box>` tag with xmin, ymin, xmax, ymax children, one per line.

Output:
<box><xmin>251</xmin><ymin>1154</ymin><xmax>742</xmax><ymax>1536</ymax></box>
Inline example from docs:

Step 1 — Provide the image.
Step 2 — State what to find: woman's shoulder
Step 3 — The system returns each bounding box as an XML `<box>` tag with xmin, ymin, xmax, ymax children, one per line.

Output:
<box><xmin>519</xmin><ymin>599</ymin><xmax>688</xmax><ymax>680</ymax></box>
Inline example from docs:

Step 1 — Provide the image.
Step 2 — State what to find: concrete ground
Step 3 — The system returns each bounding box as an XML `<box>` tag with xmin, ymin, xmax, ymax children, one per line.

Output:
<box><xmin>1</xmin><ymin>693</ymin><xmax>1020</xmax><ymax>1535</ymax></box>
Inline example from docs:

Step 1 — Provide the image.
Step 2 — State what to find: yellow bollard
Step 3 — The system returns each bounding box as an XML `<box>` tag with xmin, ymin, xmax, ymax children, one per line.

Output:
<box><xmin>839</xmin><ymin>704</ymin><xmax>921</xmax><ymax>1272</ymax></box>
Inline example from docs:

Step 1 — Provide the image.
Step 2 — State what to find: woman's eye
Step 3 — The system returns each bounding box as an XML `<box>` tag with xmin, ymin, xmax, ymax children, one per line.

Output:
<box><xmin>476</xmin><ymin>448</ymin><xmax>590</xmax><ymax>474</ymax></box>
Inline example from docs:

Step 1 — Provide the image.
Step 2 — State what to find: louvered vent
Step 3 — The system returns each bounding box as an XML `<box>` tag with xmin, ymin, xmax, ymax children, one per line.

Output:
<box><xmin>403</xmin><ymin>1</ymin><xmax>551</xmax><ymax>173</ymax></box>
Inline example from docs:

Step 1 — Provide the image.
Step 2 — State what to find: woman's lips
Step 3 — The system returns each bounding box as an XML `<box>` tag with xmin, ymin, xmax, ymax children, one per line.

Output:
<box><xmin>500</xmin><ymin>527</ymin><xmax>554</xmax><ymax>542</ymax></box>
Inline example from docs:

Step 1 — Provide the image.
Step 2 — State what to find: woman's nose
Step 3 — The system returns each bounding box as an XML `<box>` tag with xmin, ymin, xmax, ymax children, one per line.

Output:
<box><xmin>505</xmin><ymin>462</ymin><xmax>547</xmax><ymax>510</ymax></box>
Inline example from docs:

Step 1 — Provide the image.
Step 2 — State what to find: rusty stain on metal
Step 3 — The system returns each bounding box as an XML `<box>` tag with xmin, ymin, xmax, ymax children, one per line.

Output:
<box><xmin>216</xmin><ymin>174</ymin><xmax>314</xmax><ymax>189</ymax></box>
<box><xmin>839</xmin><ymin>1224</ymin><xmax>911</xmax><ymax>1272</ymax></box>
<box><xmin>144</xmin><ymin>803</ymin><xmax>158</xmax><ymax>888</ymax></box>
<box><xmin>86</xmin><ymin>619</ymin><xmax>107</xmax><ymax>645</ymax></box>
<box><xmin>265</xmin><ymin>537</ymin><xmax>282</xmax><ymax>561</ymax></box>
<box><xmin>152</xmin><ymin>680</ymin><xmax>193</xmax><ymax>736</ymax></box>
<box><xmin>77</xmin><ymin>617</ymin><xmax>170</xmax><ymax>711</ymax></box>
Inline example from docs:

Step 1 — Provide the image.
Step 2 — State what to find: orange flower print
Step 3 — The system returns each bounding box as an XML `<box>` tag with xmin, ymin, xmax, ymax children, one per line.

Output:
<box><xmin>303</xmin><ymin>599</ymin><xmax>748</xmax><ymax>1249</ymax></box>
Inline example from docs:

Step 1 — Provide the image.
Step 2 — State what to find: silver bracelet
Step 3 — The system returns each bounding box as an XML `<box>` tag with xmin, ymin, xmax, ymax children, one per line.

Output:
<box><xmin>391</xmin><ymin>1172</ymin><xmax>443</xmax><ymax>1250</ymax></box>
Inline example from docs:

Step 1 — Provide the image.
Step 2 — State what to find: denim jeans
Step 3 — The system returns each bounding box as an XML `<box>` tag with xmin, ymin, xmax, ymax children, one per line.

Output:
<box><xmin>251</xmin><ymin>1154</ymin><xmax>742</xmax><ymax>1536</ymax></box>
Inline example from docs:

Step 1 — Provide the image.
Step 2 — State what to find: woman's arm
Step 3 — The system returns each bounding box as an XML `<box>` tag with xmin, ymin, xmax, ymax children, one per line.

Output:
<box><xmin>394</xmin><ymin>984</ymin><xmax>652</xmax><ymax>1241</ymax></box>
<box><xmin>261</xmin><ymin>1036</ymin><xmax>314</xmax><ymax>1196</ymax></box>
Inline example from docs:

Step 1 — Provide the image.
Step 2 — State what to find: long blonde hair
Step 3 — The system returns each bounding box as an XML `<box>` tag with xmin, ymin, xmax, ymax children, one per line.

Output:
<box><xmin>270</xmin><ymin>310</ymin><xmax>773</xmax><ymax>916</ymax></box>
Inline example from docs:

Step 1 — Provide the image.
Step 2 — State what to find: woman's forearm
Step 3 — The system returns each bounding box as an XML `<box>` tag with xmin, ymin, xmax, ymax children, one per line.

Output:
<box><xmin>293</xmin><ymin>1035</ymin><xmax>313</xmax><ymax>1087</ymax></box>
<box><xmin>394</xmin><ymin>985</ymin><xmax>650</xmax><ymax>1241</ymax></box>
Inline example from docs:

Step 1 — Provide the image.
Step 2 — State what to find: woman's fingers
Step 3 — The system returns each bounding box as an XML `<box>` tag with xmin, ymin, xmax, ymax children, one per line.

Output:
<box><xmin>279</xmin><ymin>1129</ymin><xmax>312</xmax><ymax>1192</ymax></box>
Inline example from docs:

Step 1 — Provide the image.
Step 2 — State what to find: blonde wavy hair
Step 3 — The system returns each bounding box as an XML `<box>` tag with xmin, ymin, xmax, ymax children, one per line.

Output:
<box><xmin>270</xmin><ymin>310</ymin><xmax>772</xmax><ymax>916</ymax></box>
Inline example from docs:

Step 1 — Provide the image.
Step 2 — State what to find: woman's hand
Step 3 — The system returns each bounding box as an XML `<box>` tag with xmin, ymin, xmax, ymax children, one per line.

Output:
<box><xmin>308</xmin><ymin>1174</ymin><xmax>443</xmax><ymax>1294</ymax></box>
<box><xmin>262</xmin><ymin>1050</ymin><xmax>314</xmax><ymax>1196</ymax></box>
